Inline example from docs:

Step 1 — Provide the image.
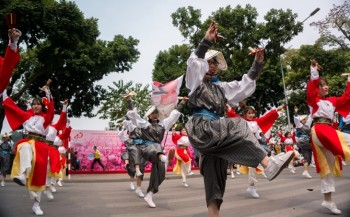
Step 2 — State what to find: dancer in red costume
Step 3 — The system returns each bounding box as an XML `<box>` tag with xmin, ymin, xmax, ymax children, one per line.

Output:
<box><xmin>227</xmin><ymin>104</ymin><xmax>284</xmax><ymax>198</ymax></box>
<box><xmin>307</xmin><ymin>59</ymin><xmax>350</xmax><ymax>215</ymax></box>
<box><xmin>55</xmin><ymin>121</ymin><xmax>72</xmax><ymax>187</ymax></box>
<box><xmin>278</xmin><ymin>129</ymin><xmax>297</xmax><ymax>173</ymax></box>
<box><xmin>3</xmin><ymin>85</ymin><xmax>54</xmax><ymax>216</ymax></box>
<box><xmin>0</xmin><ymin>28</ymin><xmax>21</xmax><ymax>93</ymax></box>
<box><xmin>172</xmin><ymin>125</ymin><xmax>192</xmax><ymax>188</ymax></box>
<box><xmin>44</xmin><ymin>100</ymin><xmax>68</xmax><ymax>200</ymax></box>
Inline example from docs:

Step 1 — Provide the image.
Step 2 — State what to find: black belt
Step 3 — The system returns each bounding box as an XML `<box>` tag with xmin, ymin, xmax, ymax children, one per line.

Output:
<box><xmin>28</xmin><ymin>133</ymin><xmax>57</xmax><ymax>149</ymax></box>
<box><xmin>313</xmin><ymin>117</ymin><xmax>332</xmax><ymax>125</ymax></box>
<box><xmin>45</xmin><ymin>140</ymin><xmax>58</xmax><ymax>149</ymax></box>
<box><xmin>27</xmin><ymin>133</ymin><xmax>46</xmax><ymax>142</ymax></box>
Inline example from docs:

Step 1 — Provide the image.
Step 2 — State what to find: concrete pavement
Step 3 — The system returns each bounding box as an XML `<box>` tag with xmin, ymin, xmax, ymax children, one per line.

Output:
<box><xmin>1</xmin><ymin>166</ymin><xmax>350</xmax><ymax>217</ymax></box>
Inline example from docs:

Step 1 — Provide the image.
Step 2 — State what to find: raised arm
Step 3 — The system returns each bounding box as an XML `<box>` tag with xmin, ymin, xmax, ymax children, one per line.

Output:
<box><xmin>186</xmin><ymin>21</ymin><xmax>217</xmax><ymax>96</ymax></box>
<box><xmin>293</xmin><ymin>106</ymin><xmax>302</xmax><ymax>128</ymax></box>
<box><xmin>255</xmin><ymin>107</ymin><xmax>280</xmax><ymax>134</ymax></box>
<box><xmin>42</xmin><ymin>86</ymin><xmax>55</xmax><ymax>128</ymax></box>
<box><xmin>2</xmin><ymin>91</ymin><xmax>31</xmax><ymax>130</ymax></box>
<box><xmin>0</xmin><ymin>29</ymin><xmax>21</xmax><ymax>93</ymax></box>
<box><xmin>216</xmin><ymin>50</ymin><xmax>264</xmax><ymax>105</ymax></box>
<box><xmin>162</xmin><ymin>99</ymin><xmax>186</xmax><ymax>131</ymax></box>
<box><xmin>51</xmin><ymin>100</ymin><xmax>68</xmax><ymax>131</ymax></box>
<box><xmin>306</xmin><ymin>60</ymin><xmax>321</xmax><ymax>108</ymax></box>
<box><xmin>124</xmin><ymin>94</ymin><xmax>150</xmax><ymax>129</ymax></box>
<box><xmin>334</xmin><ymin>75</ymin><xmax>350</xmax><ymax>117</ymax></box>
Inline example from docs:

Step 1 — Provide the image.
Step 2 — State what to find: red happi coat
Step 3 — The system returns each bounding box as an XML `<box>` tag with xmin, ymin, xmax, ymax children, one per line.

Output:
<box><xmin>4</xmin><ymin>96</ymin><xmax>54</xmax><ymax>191</ymax></box>
<box><xmin>307</xmin><ymin>67</ymin><xmax>350</xmax><ymax>177</ymax></box>
<box><xmin>47</xmin><ymin>111</ymin><xmax>67</xmax><ymax>177</ymax></box>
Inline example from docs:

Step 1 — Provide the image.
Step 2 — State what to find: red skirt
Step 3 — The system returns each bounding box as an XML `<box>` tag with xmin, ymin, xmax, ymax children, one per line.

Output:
<box><xmin>175</xmin><ymin>147</ymin><xmax>191</xmax><ymax>164</ymax></box>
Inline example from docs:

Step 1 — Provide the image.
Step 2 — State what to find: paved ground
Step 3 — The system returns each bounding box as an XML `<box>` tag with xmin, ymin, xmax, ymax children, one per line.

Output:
<box><xmin>0</xmin><ymin>166</ymin><xmax>350</xmax><ymax>217</ymax></box>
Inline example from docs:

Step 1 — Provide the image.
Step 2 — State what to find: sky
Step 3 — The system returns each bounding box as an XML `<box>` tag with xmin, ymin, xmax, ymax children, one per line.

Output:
<box><xmin>2</xmin><ymin>0</ymin><xmax>345</xmax><ymax>133</ymax></box>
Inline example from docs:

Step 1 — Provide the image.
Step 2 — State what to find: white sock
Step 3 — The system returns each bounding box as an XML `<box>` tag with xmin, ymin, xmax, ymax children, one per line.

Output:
<box><xmin>147</xmin><ymin>192</ymin><xmax>153</xmax><ymax>197</ymax></box>
<box><xmin>136</xmin><ymin>186</ymin><xmax>141</xmax><ymax>191</ymax></box>
<box><xmin>135</xmin><ymin>167</ymin><xmax>142</xmax><ymax>175</ymax></box>
<box><xmin>33</xmin><ymin>202</ymin><xmax>39</xmax><ymax>207</ymax></box>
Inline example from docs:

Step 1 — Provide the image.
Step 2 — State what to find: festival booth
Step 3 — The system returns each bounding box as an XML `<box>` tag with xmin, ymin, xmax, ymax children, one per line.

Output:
<box><xmin>69</xmin><ymin>130</ymin><xmax>197</xmax><ymax>174</ymax></box>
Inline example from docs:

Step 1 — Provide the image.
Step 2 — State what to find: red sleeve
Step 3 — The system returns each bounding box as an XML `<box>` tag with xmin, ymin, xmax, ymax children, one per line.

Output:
<box><xmin>58</xmin><ymin>126</ymin><xmax>72</xmax><ymax>141</ymax></box>
<box><xmin>334</xmin><ymin>82</ymin><xmax>350</xmax><ymax>118</ymax></box>
<box><xmin>306</xmin><ymin>78</ymin><xmax>320</xmax><ymax>114</ymax></box>
<box><xmin>0</xmin><ymin>46</ymin><xmax>21</xmax><ymax>93</ymax></box>
<box><xmin>278</xmin><ymin>133</ymin><xmax>286</xmax><ymax>143</ymax></box>
<box><xmin>227</xmin><ymin>108</ymin><xmax>240</xmax><ymax>118</ymax></box>
<box><xmin>255</xmin><ymin>109</ymin><xmax>279</xmax><ymax>134</ymax></box>
<box><xmin>44</xmin><ymin>98</ymin><xmax>55</xmax><ymax>128</ymax></box>
<box><xmin>51</xmin><ymin>111</ymin><xmax>67</xmax><ymax>131</ymax></box>
<box><xmin>3</xmin><ymin>97</ymin><xmax>32</xmax><ymax>130</ymax></box>
<box><xmin>292</xmin><ymin>132</ymin><xmax>296</xmax><ymax>143</ymax></box>
<box><xmin>172</xmin><ymin>132</ymin><xmax>182</xmax><ymax>145</ymax></box>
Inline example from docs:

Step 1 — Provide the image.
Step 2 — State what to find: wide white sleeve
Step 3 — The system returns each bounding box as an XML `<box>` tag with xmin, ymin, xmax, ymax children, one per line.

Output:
<box><xmin>185</xmin><ymin>52</ymin><xmax>209</xmax><ymax>96</ymax></box>
<box><xmin>126</xmin><ymin>110</ymin><xmax>150</xmax><ymax>129</ymax></box>
<box><xmin>343</xmin><ymin>115</ymin><xmax>350</xmax><ymax>124</ymax></box>
<box><xmin>117</xmin><ymin>130</ymin><xmax>129</xmax><ymax>142</ymax></box>
<box><xmin>122</xmin><ymin>120</ymin><xmax>136</xmax><ymax>132</ymax></box>
<box><xmin>161</xmin><ymin>109</ymin><xmax>181</xmax><ymax>131</ymax></box>
<box><xmin>214</xmin><ymin>74</ymin><xmax>256</xmax><ymax>105</ymax></box>
<box><xmin>293</xmin><ymin>115</ymin><xmax>302</xmax><ymax>128</ymax></box>
<box><xmin>310</xmin><ymin>66</ymin><xmax>319</xmax><ymax>80</ymax></box>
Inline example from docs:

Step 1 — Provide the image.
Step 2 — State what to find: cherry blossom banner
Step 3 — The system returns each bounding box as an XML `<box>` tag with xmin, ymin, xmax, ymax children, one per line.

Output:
<box><xmin>69</xmin><ymin>130</ymin><xmax>196</xmax><ymax>173</ymax></box>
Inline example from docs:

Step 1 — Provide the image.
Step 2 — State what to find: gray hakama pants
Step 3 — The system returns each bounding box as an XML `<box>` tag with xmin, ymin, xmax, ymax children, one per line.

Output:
<box><xmin>186</xmin><ymin>116</ymin><xmax>267</xmax><ymax>208</ymax></box>
<box><xmin>121</xmin><ymin>150</ymin><xmax>147</xmax><ymax>180</ymax></box>
<box><xmin>129</xmin><ymin>142</ymin><xmax>165</xmax><ymax>194</ymax></box>
<box><xmin>0</xmin><ymin>153</ymin><xmax>11</xmax><ymax>177</ymax></box>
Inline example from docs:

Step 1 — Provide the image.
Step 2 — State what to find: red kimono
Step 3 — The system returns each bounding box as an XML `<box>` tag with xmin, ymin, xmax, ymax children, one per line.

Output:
<box><xmin>4</xmin><ymin>96</ymin><xmax>54</xmax><ymax>191</ymax></box>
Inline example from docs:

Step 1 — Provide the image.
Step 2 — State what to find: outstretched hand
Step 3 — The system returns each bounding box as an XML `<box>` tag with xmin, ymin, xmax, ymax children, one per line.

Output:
<box><xmin>311</xmin><ymin>59</ymin><xmax>322</xmax><ymax>71</ymax></box>
<box><xmin>204</xmin><ymin>20</ymin><xmax>218</xmax><ymax>42</ymax></box>
<box><xmin>254</xmin><ymin>48</ymin><xmax>264</xmax><ymax>63</ymax></box>
<box><xmin>60</xmin><ymin>99</ymin><xmax>68</xmax><ymax>105</ymax></box>
<box><xmin>39</xmin><ymin>85</ymin><xmax>48</xmax><ymax>92</ymax></box>
<box><xmin>8</xmin><ymin>28</ymin><xmax>21</xmax><ymax>42</ymax></box>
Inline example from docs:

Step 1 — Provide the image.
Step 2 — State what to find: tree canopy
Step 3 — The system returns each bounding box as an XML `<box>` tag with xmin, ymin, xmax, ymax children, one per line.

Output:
<box><xmin>97</xmin><ymin>80</ymin><xmax>151</xmax><ymax>126</ymax></box>
<box><xmin>310</xmin><ymin>2</ymin><xmax>350</xmax><ymax>50</ymax></box>
<box><xmin>0</xmin><ymin>0</ymin><xmax>140</xmax><ymax>132</ymax></box>
<box><xmin>154</xmin><ymin>4</ymin><xmax>303</xmax><ymax>116</ymax></box>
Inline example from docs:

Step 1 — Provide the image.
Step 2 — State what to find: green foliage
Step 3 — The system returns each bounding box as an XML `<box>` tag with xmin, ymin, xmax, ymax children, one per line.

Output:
<box><xmin>160</xmin><ymin>4</ymin><xmax>303</xmax><ymax>117</ymax></box>
<box><xmin>97</xmin><ymin>80</ymin><xmax>151</xmax><ymax>123</ymax></box>
<box><xmin>171</xmin><ymin>6</ymin><xmax>201</xmax><ymax>40</ymax></box>
<box><xmin>310</xmin><ymin>2</ymin><xmax>350</xmax><ymax>49</ymax></box>
<box><xmin>0</xmin><ymin>0</ymin><xmax>140</xmax><ymax>120</ymax></box>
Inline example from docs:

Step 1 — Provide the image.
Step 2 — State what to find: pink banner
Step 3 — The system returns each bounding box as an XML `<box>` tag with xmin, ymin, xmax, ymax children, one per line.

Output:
<box><xmin>69</xmin><ymin>130</ymin><xmax>196</xmax><ymax>173</ymax></box>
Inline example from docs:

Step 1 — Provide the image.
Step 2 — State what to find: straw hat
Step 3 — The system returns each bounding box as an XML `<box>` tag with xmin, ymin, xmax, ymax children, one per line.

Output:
<box><xmin>204</xmin><ymin>50</ymin><xmax>227</xmax><ymax>71</ymax></box>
